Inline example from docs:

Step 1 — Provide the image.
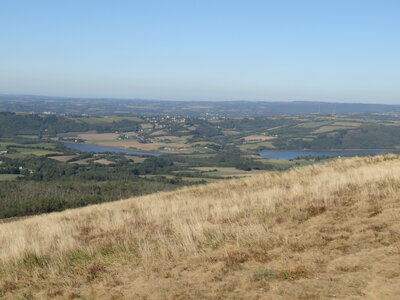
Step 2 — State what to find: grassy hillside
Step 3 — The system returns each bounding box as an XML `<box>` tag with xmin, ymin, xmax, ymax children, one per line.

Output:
<box><xmin>1</xmin><ymin>155</ymin><xmax>400</xmax><ymax>299</ymax></box>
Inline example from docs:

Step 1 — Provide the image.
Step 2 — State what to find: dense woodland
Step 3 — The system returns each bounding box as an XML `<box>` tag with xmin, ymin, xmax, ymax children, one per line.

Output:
<box><xmin>0</xmin><ymin>154</ymin><xmax>199</xmax><ymax>218</ymax></box>
<box><xmin>0</xmin><ymin>112</ymin><xmax>140</xmax><ymax>137</ymax></box>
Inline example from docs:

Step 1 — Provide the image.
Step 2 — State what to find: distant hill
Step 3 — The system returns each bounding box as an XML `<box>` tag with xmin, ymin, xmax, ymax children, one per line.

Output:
<box><xmin>1</xmin><ymin>155</ymin><xmax>400</xmax><ymax>299</ymax></box>
<box><xmin>1</xmin><ymin>94</ymin><xmax>400</xmax><ymax>116</ymax></box>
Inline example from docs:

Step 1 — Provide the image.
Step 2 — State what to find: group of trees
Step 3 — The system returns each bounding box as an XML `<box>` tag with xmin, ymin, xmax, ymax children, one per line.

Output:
<box><xmin>273</xmin><ymin>125</ymin><xmax>400</xmax><ymax>150</ymax></box>
<box><xmin>0</xmin><ymin>112</ymin><xmax>140</xmax><ymax>137</ymax></box>
<box><xmin>0</xmin><ymin>154</ymin><xmax>179</xmax><ymax>181</ymax></box>
<box><xmin>0</xmin><ymin>153</ymin><xmax>194</xmax><ymax>218</ymax></box>
<box><xmin>0</xmin><ymin>180</ymin><xmax>186</xmax><ymax>219</ymax></box>
<box><xmin>167</xmin><ymin>151</ymin><xmax>276</xmax><ymax>171</ymax></box>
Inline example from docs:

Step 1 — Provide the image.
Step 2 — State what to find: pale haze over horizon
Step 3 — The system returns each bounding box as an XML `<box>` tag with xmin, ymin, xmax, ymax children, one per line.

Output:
<box><xmin>1</xmin><ymin>0</ymin><xmax>399</xmax><ymax>104</ymax></box>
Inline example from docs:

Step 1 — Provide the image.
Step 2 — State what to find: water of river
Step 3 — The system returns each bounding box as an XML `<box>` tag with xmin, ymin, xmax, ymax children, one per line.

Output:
<box><xmin>258</xmin><ymin>149</ymin><xmax>393</xmax><ymax>160</ymax></box>
<box><xmin>62</xmin><ymin>142</ymin><xmax>161</xmax><ymax>156</ymax></box>
<box><xmin>63</xmin><ymin>142</ymin><xmax>393</xmax><ymax>160</ymax></box>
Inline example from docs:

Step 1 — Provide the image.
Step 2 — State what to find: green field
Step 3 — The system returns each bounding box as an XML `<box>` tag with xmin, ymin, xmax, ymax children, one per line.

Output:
<box><xmin>6</xmin><ymin>150</ymin><xmax>61</xmax><ymax>158</ymax></box>
<box><xmin>0</xmin><ymin>174</ymin><xmax>20</xmax><ymax>181</ymax></box>
<box><xmin>191</xmin><ymin>167</ymin><xmax>268</xmax><ymax>178</ymax></box>
<box><xmin>239</xmin><ymin>141</ymin><xmax>275</xmax><ymax>150</ymax></box>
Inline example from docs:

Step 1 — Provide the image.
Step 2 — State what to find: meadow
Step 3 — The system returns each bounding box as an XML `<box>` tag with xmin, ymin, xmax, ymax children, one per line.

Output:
<box><xmin>0</xmin><ymin>174</ymin><xmax>19</xmax><ymax>181</ymax></box>
<box><xmin>1</xmin><ymin>155</ymin><xmax>399</xmax><ymax>299</ymax></box>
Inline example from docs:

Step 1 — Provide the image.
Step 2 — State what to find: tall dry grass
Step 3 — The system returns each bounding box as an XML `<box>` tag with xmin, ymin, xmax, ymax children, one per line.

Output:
<box><xmin>0</xmin><ymin>155</ymin><xmax>398</xmax><ymax>266</ymax></box>
<box><xmin>1</xmin><ymin>155</ymin><xmax>400</xmax><ymax>299</ymax></box>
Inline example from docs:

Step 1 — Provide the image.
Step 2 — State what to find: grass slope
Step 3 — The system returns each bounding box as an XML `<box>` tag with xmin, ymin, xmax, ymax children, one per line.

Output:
<box><xmin>1</xmin><ymin>155</ymin><xmax>400</xmax><ymax>299</ymax></box>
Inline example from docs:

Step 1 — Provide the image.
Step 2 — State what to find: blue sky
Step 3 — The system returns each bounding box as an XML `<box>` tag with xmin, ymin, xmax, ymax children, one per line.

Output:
<box><xmin>1</xmin><ymin>0</ymin><xmax>399</xmax><ymax>103</ymax></box>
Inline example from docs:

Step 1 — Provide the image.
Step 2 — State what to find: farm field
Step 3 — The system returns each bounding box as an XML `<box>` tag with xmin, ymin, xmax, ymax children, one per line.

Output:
<box><xmin>242</xmin><ymin>135</ymin><xmax>276</xmax><ymax>141</ymax></box>
<box><xmin>6</xmin><ymin>149</ymin><xmax>61</xmax><ymax>158</ymax></box>
<box><xmin>191</xmin><ymin>166</ymin><xmax>268</xmax><ymax>177</ymax></box>
<box><xmin>239</xmin><ymin>141</ymin><xmax>276</xmax><ymax>150</ymax></box>
<box><xmin>49</xmin><ymin>155</ymin><xmax>76</xmax><ymax>162</ymax></box>
<box><xmin>0</xmin><ymin>174</ymin><xmax>20</xmax><ymax>181</ymax></box>
<box><xmin>140</xmin><ymin>174</ymin><xmax>218</xmax><ymax>183</ymax></box>
<box><xmin>97</xmin><ymin>141</ymin><xmax>190</xmax><ymax>151</ymax></box>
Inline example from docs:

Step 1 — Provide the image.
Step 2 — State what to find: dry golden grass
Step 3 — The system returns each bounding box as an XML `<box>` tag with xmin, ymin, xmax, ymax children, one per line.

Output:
<box><xmin>1</xmin><ymin>155</ymin><xmax>400</xmax><ymax>299</ymax></box>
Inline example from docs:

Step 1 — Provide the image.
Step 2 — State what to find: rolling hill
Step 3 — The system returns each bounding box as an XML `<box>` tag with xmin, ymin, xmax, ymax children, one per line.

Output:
<box><xmin>2</xmin><ymin>94</ymin><xmax>400</xmax><ymax>116</ymax></box>
<box><xmin>1</xmin><ymin>155</ymin><xmax>400</xmax><ymax>299</ymax></box>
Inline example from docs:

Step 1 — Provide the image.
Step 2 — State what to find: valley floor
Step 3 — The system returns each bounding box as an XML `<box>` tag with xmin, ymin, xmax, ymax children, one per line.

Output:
<box><xmin>1</xmin><ymin>155</ymin><xmax>400</xmax><ymax>299</ymax></box>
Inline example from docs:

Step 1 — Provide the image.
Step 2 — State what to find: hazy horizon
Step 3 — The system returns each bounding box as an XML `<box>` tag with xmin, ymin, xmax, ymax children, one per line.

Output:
<box><xmin>3</xmin><ymin>92</ymin><xmax>400</xmax><ymax>107</ymax></box>
<box><xmin>1</xmin><ymin>0</ymin><xmax>400</xmax><ymax>103</ymax></box>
